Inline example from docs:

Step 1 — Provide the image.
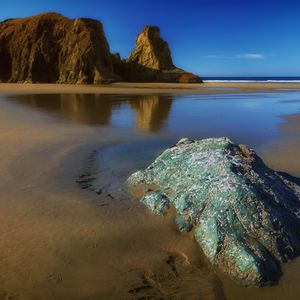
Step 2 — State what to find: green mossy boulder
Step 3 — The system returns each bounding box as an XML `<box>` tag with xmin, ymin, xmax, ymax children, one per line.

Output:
<box><xmin>128</xmin><ymin>137</ymin><xmax>300</xmax><ymax>287</ymax></box>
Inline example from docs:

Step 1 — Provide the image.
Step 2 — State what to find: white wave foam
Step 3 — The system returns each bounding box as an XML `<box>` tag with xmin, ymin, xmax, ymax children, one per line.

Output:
<box><xmin>203</xmin><ymin>80</ymin><xmax>300</xmax><ymax>83</ymax></box>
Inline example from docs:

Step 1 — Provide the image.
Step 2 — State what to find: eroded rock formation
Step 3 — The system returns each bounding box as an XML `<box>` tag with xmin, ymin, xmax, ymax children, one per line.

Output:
<box><xmin>128</xmin><ymin>137</ymin><xmax>300</xmax><ymax>287</ymax></box>
<box><xmin>0</xmin><ymin>13</ymin><xmax>118</xmax><ymax>84</ymax></box>
<box><xmin>113</xmin><ymin>26</ymin><xmax>202</xmax><ymax>83</ymax></box>
<box><xmin>0</xmin><ymin>13</ymin><xmax>201</xmax><ymax>84</ymax></box>
<box><xmin>128</xmin><ymin>26</ymin><xmax>175</xmax><ymax>70</ymax></box>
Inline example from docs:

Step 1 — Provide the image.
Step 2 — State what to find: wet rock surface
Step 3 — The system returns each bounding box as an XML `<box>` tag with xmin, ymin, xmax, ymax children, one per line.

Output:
<box><xmin>128</xmin><ymin>137</ymin><xmax>300</xmax><ymax>287</ymax></box>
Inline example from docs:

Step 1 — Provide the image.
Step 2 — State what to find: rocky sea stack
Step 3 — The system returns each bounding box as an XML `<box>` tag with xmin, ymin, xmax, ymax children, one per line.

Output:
<box><xmin>0</xmin><ymin>13</ymin><xmax>201</xmax><ymax>84</ymax></box>
<box><xmin>0</xmin><ymin>13</ymin><xmax>118</xmax><ymax>84</ymax></box>
<box><xmin>128</xmin><ymin>137</ymin><xmax>300</xmax><ymax>287</ymax></box>
<box><xmin>128</xmin><ymin>26</ymin><xmax>175</xmax><ymax>70</ymax></box>
<box><xmin>113</xmin><ymin>26</ymin><xmax>202</xmax><ymax>83</ymax></box>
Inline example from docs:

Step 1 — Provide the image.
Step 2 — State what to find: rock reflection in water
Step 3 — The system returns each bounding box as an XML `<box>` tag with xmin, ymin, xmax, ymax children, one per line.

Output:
<box><xmin>9</xmin><ymin>94</ymin><xmax>173</xmax><ymax>132</ymax></box>
<box><xmin>129</xmin><ymin>95</ymin><xmax>172</xmax><ymax>131</ymax></box>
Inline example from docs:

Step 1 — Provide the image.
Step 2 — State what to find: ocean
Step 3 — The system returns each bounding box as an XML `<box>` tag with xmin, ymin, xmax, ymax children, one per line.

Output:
<box><xmin>203</xmin><ymin>76</ymin><xmax>300</xmax><ymax>83</ymax></box>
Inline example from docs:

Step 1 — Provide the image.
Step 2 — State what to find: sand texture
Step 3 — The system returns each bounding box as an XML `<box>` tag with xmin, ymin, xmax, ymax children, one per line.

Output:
<box><xmin>0</xmin><ymin>82</ymin><xmax>299</xmax><ymax>95</ymax></box>
<box><xmin>1</xmin><ymin>88</ymin><xmax>300</xmax><ymax>299</ymax></box>
<box><xmin>0</xmin><ymin>96</ymin><xmax>224</xmax><ymax>299</ymax></box>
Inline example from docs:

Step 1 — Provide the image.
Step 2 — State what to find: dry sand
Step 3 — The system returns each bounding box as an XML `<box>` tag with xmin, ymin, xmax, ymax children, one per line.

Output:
<box><xmin>0</xmin><ymin>82</ymin><xmax>299</xmax><ymax>95</ymax></box>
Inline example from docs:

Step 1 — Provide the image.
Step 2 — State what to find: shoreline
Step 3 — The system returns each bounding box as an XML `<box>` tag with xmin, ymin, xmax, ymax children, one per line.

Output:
<box><xmin>0</xmin><ymin>82</ymin><xmax>299</xmax><ymax>95</ymax></box>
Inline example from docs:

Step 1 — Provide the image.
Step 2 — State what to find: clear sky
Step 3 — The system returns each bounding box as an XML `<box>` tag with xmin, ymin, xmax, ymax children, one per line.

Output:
<box><xmin>0</xmin><ymin>0</ymin><xmax>299</xmax><ymax>77</ymax></box>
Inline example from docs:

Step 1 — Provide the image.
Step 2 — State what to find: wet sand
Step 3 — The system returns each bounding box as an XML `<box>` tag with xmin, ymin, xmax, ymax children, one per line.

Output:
<box><xmin>261</xmin><ymin>113</ymin><xmax>300</xmax><ymax>177</ymax></box>
<box><xmin>1</xmin><ymin>88</ymin><xmax>300</xmax><ymax>299</ymax></box>
<box><xmin>0</xmin><ymin>82</ymin><xmax>299</xmax><ymax>95</ymax></box>
<box><xmin>0</xmin><ymin>97</ymin><xmax>224</xmax><ymax>299</ymax></box>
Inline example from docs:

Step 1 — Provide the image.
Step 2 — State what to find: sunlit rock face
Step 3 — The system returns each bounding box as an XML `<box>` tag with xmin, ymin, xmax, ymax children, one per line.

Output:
<box><xmin>128</xmin><ymin>137</ymin><xmax>300</xmax><ymax>287</ymax></box>
<box><xmin>128</xmin><ymin>26</ymin><xmax>175</xmax><ymax>70</ymax></box>
<box><xmin>112</xmin><ymin>26</ymin><xmax>202</xmax><ymax>83</ymax></box>
<box><xmin>0</xmin><ymin>13</ymin><xmax>119</xmax><ymax>84</ymax></box>
<box><xmin>0</xmin><ymin>13</ymin><xmax>201</xmax><ymax>84</ymax></box>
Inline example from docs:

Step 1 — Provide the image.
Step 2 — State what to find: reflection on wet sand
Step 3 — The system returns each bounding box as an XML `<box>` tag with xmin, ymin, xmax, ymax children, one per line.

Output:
<box><xmin>261</xmin><ymin>112</ymin><xmax>300</xmax><ymax>177</ymax></box>
<box><xmin>129</xmin><ymin>95</ymin><xmax>172</xmax><ymax>131</ymax></box>
<box><xmin>10</xmin><ymin>94</ymin><xmax>118</xmax><ymax>125</ymax></box>
<box><xmin>0</xmin><ymin>98</ymin><xmax>224</xmax><ymax>299</ymax></box>
<box><xmin>10</xmin><ymin>94</ymin><xmax>173</xmax><ymax>131</ymax></box>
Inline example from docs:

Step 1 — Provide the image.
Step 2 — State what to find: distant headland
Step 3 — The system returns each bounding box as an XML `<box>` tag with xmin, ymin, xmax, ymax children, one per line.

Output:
<box><xmin>0</xmin><ymin>12</ymin><xmax>202</xmax><ymax>84</ymax></box>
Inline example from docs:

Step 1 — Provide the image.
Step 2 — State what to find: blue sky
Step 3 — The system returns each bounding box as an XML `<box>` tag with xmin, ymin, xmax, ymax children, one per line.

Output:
<box><xmin>0</xmin><ymin>0</ymin><xmax>299</xmax><ymax>77</ymax></box>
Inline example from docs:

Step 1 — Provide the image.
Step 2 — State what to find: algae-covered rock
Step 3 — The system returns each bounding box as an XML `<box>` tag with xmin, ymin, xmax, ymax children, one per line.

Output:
<box><xmin>128</xmin><ymin>137</ymin><xmax>300</xmax><ymax>287</ymax></box>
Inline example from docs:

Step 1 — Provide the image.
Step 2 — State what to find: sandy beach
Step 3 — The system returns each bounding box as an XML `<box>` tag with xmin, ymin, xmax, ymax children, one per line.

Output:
<box><xmin>0</xmin><ymin>82</ymin><xmax>299</xmax><ymax>95</ymax></box>
<box><xmin>0</xmin><ymin>92</ymin><xmax>225</xmax><ymax>299</ymax></box>
<box><xmin>1</xmin><ymin>84</ymin><xmax>300</xmax><ymax>299</ymax></box>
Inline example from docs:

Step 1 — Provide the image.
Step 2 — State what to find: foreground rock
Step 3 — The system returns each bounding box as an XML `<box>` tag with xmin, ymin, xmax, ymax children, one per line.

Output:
<box><xmin>112</xmin><ymin>26</ymin><xmax>202</xmax><ymax>83</ymax></box>
<box><xmin>128</xmin><ymin>137</ymin><xmax>300</xmax><ymax>287</ymax></box>
<box><xmin>0</xmin><ymin>13</ymin><xmax>119</xmax><ymax>84</ymax></box>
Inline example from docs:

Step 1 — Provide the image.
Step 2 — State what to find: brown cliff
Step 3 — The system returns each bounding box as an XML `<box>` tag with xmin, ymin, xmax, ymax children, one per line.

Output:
<box><xmin>128</xmin><ymin>26</ymin><xmax>174</xmax><ymax>70</ymax></box>
<box><xmin>113</xmin><ymin>26</ymin><xmax>202</xmax><ymax>83</ymax></box>
<box><xmin>0</xmin><ymin>13</ymin><xmax>119</xmax><ymax>84</ymax></box>
<box><xmin>0</xmin><ymin>13</ymin><xmax>202</xmax><ymax>84</ymax></box>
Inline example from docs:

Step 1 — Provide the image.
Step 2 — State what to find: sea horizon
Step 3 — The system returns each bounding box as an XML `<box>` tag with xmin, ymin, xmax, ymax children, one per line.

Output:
<box><xmin>203</xmin><ymin>76</ymin><xmax>300</xmax><ymax>83</ymax></box>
